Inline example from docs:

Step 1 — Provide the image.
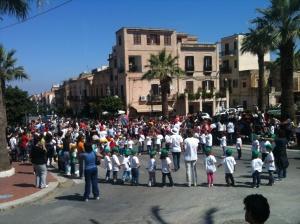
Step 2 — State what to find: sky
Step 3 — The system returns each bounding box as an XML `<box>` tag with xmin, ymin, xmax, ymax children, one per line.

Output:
<box><xmin>0</xmin><ymin>0</ymin><xmax>271</xmax><ymax>95</ymax></box>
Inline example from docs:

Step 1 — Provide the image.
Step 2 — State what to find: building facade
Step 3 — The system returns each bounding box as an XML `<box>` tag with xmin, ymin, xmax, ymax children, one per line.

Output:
<box><xmin>219</xmin><ymin>34</ymin><xmax>271</xmax><ymax>109</ymax></box>
<box><xmin>109</xmin><ymin>27</ymin><xmax>228</xmax><ymax>117</ymax></box>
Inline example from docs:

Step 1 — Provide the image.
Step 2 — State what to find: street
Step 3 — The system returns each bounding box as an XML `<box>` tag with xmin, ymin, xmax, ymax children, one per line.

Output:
<box><xmin>1</xmin><ymin>148</ymin><xmax>300</xmax><ymax>224</ymax></box>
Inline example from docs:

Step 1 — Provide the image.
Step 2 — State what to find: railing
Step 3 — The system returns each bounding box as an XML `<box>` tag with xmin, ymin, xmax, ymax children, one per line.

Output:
<box><xmin>220</xmin><ymin>50</ymin><xmax>237</xmax><ymax>56</ymax></box>
<box><xmin>220</xmin><ymin>67</ymin><xmax>232</xmax><ymax>74</ymax></box>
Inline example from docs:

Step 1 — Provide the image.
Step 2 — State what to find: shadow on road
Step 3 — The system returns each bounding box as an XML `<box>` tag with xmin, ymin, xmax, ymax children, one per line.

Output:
<box><xmin>202</xmin><ymin>207</ymin><xmax>218</xmax><ymax>224</ymax></box>
<box><xmin>89</xmin><ymin>219</ymin><xmax>102</xmax><ymax>224</ymax></box>
<box><xmin>151</xmin><ymin>206</ymin><xmax>169</xmax><ymax>224</ymax></box>
<box><xmin>55</xmin><ymin>193</ymin><xmax>83</xmax><ymax>201</ymax></box>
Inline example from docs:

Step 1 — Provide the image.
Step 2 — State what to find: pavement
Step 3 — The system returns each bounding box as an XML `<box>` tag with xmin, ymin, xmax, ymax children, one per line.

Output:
<box><xmin>0</xmin><ymin>162</ymin><xmax>58</xmax><ymax>211</ymax></box>
<box><xmin>0</xmin><ymin>146</ymin><xmax>299</xmax><ymax>224</ymax></box>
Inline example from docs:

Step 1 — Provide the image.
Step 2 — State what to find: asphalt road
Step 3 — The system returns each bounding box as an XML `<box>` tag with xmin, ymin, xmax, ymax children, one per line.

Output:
<box><xmin>1</xmin><ymin>147</ymin><xmax>300</xmax><ymax>224</ymax></box>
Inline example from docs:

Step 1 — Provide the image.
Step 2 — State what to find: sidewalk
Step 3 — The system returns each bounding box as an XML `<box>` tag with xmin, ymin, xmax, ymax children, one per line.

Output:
<box><xmin>0</xmin><ymin>162</ymin><xmax>58</xmax><ymax>211</ymax></box>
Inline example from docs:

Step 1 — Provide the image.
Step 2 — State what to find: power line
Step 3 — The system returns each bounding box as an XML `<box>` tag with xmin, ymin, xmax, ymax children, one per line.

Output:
<box><xmin>0</xmin><ymin>0</ymin><xmax>72</xmax><ymax>31</ymax></box>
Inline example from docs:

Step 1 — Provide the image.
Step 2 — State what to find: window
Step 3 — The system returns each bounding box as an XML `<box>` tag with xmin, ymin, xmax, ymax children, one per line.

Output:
<box><xmin>110</xmin><ymin>73</ymin><xmax>113</xmax><ymax>82</ymax></box>
<box><xmin>202</xmin><ymin>80</ymin><xmax>214</xmax><ymax>92</ymax></box>
<box><xmin>151</xmin><ymin>84</ymin><xmax>160</xmax><ymax>95</ymax></box>
<box><xmin>185</xmin><ymin>56</ymin><xmax>194</xmax><ymax>73</ymax></box>
<box><xmin>185</xmin><ymin>81</ymin><xmax>194</xmax><ymax>93</ymax></box>
<box><xmin>234</xmin><ymin>60</ymin><xmax>237</xmax><ymax>68</ymax></box>
<box><xmin>118</xmin><ymin>36</ymin><xmax>122</xmax><ymax>46</ymax></box>
<box><xmin>243</xmin><ymin>100</ymin><xmax>247</xmax><ymax>109</ymax></box>
<box><xmin>164</xmin><ymin>35</ymin><xmax>171</xmax><ymax>45</ymax></box>
<box><xmin>233</xmin><ymin>79</ymin><xmax>238</xmax><ymax>88</ymax></box>
<box><xmin>293</xmin><ymin>78</ymin><xmax>298</xmax><ymax>91</ymax></box>
<box><xmin>120</xmin><ymin>85</ymin><xmax>124</xmax><ymax>97</ymax></box>
<box><xmin>204</xmin><ymin>56</ymin><xmax>212</xmax><ymax>72</ymax></box>
<box><xmin>242</xmin><ymin>81</ymin><xmax>247</xmax><ymax>88</ymax></box>
<box><xmin>234</xmin><ymin>41</ymin><xmax>237</xmax><ymax>50</ymax></box>
<box><xmin>114</xmin><ymin>59</ymin><xmax>117</xmax><ymax>68</ymax></box>
<box><xmin>133</xmin><ymin>33</ymin><xmax>141</xmax><ymax>45</ymax></box>
<box><xmin>147</xmin><ymin>34</ymin><xmax>160</xmax><ymax>45</ymax></box>
<box><xmin>224</xmin><ymin>43</ymin><xmax>229</xmax><ymax>55</ymax></box>
<box><xmin>128</xmin><ymin>55</ymin><xmax>142</xmax><ymax>72</ymax></box>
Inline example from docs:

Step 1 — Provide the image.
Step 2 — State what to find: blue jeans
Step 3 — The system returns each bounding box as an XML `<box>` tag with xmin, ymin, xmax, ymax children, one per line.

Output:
<box><xmin>131</xmin><ymin>168</ymin><xmax>139</xmax><ymax>185</ymax></box>
<box><xmin>277</xmin><ymin>167</ymin><xmax>287</xmax><ymax>179</ymax></box>
<box><xmin>84</xmin><ymin>167</ymin><xmax>99</xmax><ymax>199</ymax></box>
<box><xmin>122</xmin><ymin>170</ymin><xmax>131</xmax><ymax>182</ymax></box>
<box><xmin>172</xmin><ymin>152</ymin><xmax>181</xmax><ymax>171</ymax></box>
<box><xmin>147</xmin><ymin>145</ymin><xmax>152</xmax><ymax>154</ymax></box>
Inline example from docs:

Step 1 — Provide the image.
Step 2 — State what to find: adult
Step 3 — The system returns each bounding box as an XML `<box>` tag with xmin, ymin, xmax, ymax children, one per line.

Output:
<box><xmin>183</xmin><ymin>129</ymin><xmax>199</xmax><ymax>187</ymax></box>
<box><xmin>82</xmin><ymin>141</ymin><xmax>100</xmax><ymax>201</ymax></box>
<box><xmin>227</xmin><ymin>119</ymin><xmax>235</xmax><ymax>145</ymax></box>
<box><xmin>243</xmin><ymin>194</ymin><xmax>270</xmax><ymax>224</ymax></box>
<box><xmin>170</xmin><ymin>127</ymin><xmax>183</xmax><ymax>171</ymax></box>
<box><xmin>273</xmin><ymin>129</ymin><xmax>289</xmax><ymax>180</ymax></box>
<box><xmin>62</xmin><ymin>133</ymin><xmax>71</xmax><ymax>176</ymax></box>
<box><xmin>30</xmin><ymin>134</ymin><xmax>48</xmax><ymax>189</ymax></box>
<box><xmin>19</xmin><ymin>131</ymin><xmax>29</xmax><ymax>162</ymax></box>
<box><xmin>77</xmin><ymin>134</ymin><xmax>85</xmax><ymax>178</ymax></box>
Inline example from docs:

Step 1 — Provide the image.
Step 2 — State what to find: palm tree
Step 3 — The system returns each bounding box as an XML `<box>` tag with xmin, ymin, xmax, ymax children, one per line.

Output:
<box><xmin>241</xmin><ymin>24</ymin><xmax>272</xmax><ymax>112</ymax></box>
<box><xmin>256</xmin><ymin>0</ymin><xmax>300</xmax><ymax>120</ymax></box>
<box><xmin>0</xmin><ymin>0</ymin><xmax>32</xmax><ymax>171</ymax></box>
<box><xmin>142</xmin><ymin>49</ymin><xmax>184</xmax><ymax>117</ymax></box>
<box><xmin>0</xmin><ymin>46</ymin><xmax>28</xmax><ymax>171</ymax></box>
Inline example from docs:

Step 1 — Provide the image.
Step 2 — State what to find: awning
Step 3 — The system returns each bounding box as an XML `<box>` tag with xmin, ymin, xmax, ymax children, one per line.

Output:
<box><xmin>131</xmin><ymin>105</ymin><xmax>173</xmax><ymax>113</ymax></box>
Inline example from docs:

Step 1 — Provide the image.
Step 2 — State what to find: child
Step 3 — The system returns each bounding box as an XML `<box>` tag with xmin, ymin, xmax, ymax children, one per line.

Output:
<box><xmin>104</xmin><ymin>147</ymin><xmax>112</xmax><ymax>182</ymax></box>
<box><xmin>147</xmin><ymin>150</ymin><xmax>157</xmax><ymax>187</ymax></box>
<box><xmin>218</xmin><ymin>148</ymin><xmax>236</xmax><ymax>186</ymax></box>
<box><xmin>160</xmin><ymin>149</ymin><xmax>174</xmax><ymax>187</ymax></box>
<box><xmin>111</xmin><ymin>147</ymin><xmax>121</xmax><ymax>184</ymax></box>
<box><xmin>251</xmin><ymin>135</ymin><xmax>260</xmax><ymax>153</ymax></box>
<box><xmin>264</xmin><ymin>144</ymin><xmax>276</xmax><ymax>186</ymax></box>
<box><xmin>204</xmin><ymin>148</ymin><xmax>217</xmax><ymax>187</ymax></box>
<box><xmin>154</xmin><ymin>131</ymin><xmax>164</xmax><ymax>153</ymax></box>
<box><xmin>236</xmin><ymin>134</ymin><xmax>242</xmax><ymax>160</ymax></box>
<box><xmin>251</xmin><ymin>150</ymin><xmax>263</xmax><ymax>188</ymax></box>
<box><xmin>219</xmin><ymin>132</ymin><xmax>227</xmax><ymax>156</ymax></box>
<box><xmin>121</xmin><ymin>149</ymin><xmax>131</xmax><ymax>184</ymax></box>
<box><xmin>130</xmin><ymin>148</ymin><xmax>140</xmax><ymax>186</ymax></box>
<box><xmin>146</xmin><ymin>134</ymin><xmax>152</xmax><ymax>154</ymax></box>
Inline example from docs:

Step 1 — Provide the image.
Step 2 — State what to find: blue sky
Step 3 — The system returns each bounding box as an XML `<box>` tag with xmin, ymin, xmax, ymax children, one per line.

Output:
<box><xmin>0</xmin><ymin>0</ymin><xmax>270</xmax><ymax>95</ymax></box>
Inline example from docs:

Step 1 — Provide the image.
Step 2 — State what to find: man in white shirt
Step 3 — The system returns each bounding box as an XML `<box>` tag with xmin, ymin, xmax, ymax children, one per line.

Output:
<box><xmin>227</xmin><ymin>120</ymin><xmax>235</xmax><ymax>145</ymax></box>
<box><xmin>170</xmin><ymin>127</ymin><xmax>183</xmax><ymax>171</ymax></box>
<box><xmin>184</xmin><ymin>129</ymin><xmax>199</xmax><ymax>187</ymax></box>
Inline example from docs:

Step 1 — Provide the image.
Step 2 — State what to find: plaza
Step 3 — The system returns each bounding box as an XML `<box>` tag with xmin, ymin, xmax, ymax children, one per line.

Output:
<box><xmin>1</xmin><ymin>147</ymin><xmax>300</xmax><ymax>224</ymax></box>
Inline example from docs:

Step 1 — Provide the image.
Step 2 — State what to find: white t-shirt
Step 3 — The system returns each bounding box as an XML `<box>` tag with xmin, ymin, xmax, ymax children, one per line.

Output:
<box><xmin>251</xmin><ymin>158</ymin><xmax>263</xmax><ymax>173</ymax></box>
<box><xmin>146</xmin><ymin>136</ymin><xmax>152</xmax><ymax>146</ymax></box>
<box><xmin>184</xmin><ymin>137</ymin><xmax>199</xmax><ymax>161</ymax></box>
<box><xmin>204</xmin><ymin>155</ymin><xmax>217</xmax><ymax>173</ymax></box>
<box><xmin>220</xmin><ymin>136</ymin><xmax>227</xmax><ymax>147</ymax></box>
<box><xmin>206</xmin><ymin>134</ymin><xmax>213</xmax><ymax>147</ymax></box>
<box><xmin>252</xmin><ymin>140</ymin><xmax>260</xmax><ymax>152</ymax></box>
<box><xmin>156</xmin><ymin>134</ymin><xmax>164</xmax><ymax>145</ymax></box>
<box><xmin>104</xmin><ymin>155</ymin><xmax>112</xmax><ymax>171</ymax></box>
<box><xmin>264</xmin><ymin>152</ymin><xmax>276</xmax><ymax>171</ymax></box>
<box><xmin>147</xmin><ymin>158</ymin><xmax>156</xmax><ymax>172</ymax></box>
<box><xmin>227</xmin><ymin>122</ymin><xmax>235</xmax><ymax>133</ymax></box>
<box><xmin>9</xmin><ymin>137</ymin><xmax>17</xmax><ymax>149</ymax></box>
<box><xmin>170</xmin><ymin>134</ymin><xmax>183</xmax><ymax>152</ymax></box>
<box><xmin>236</xmin><ymin>137</ymin><xmax>242</xmax><ymax>149</ymax></box>
<box><xmin>260</xmin><ymin>140</ymin><xmax>270</xmax><ymax>154</ymax></box>
<box><xmin>139</xmin><ymin>134</ymin><xmax>145</xmax><ymax>143</ymax></box>
<box><xmin>130</xmin><ymin>156</ymin><xmax>140</xmax><ymax>168</ymax></box>
<box><xmin>200</xmin><ymin>134</ymin><xmax>206</xmax><ymax>144</ymax></box>
<box><xmin>99</xmin><ymin>130</ymin><xmax>107</xmax><ymax>139</ymax></box>
<box><xmin>112</xmin><ymin>154</ymin><xmax>120</xmax><ymax>171</ymax></box>
<box><xmin>122</xmin><ymin>156</ymin><xmax>131</xmax><ymax>171</ymax></box>
<box><xmin>165</xmin><ymin>134</ymin><xmax>172</xmax><ymax>144</ymax></box>
<box><xmin>161</xmin><ymin>157</ymin><xmax>172</xmax><ymax>173</ymax></box>
<box><xmin>222</xmin><ymin>156</ymin><xmax>236</xmax><ymax>174</ymax></box>
<box><xmin>127</xmin><ymin>140</ymin><xmax>134</xmax><ymax>149</ymax></box>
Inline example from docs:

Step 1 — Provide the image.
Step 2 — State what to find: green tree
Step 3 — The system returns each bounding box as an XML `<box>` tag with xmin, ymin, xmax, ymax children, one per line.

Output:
<box><xmin>90</xmin><ymin>96</ymin><xmax>124</xmax><ymax>118</ymax></box>
<box><xmin>241</xmin><ymin>24</ymin><xmax>272</xmax><ymax>112</ymax></box>
<box><xmin>256</xmin><ymin>0</ymin><xmax>300</xmax><ymax>120</ymax></box>
<box><xmin>142</xmin><ymin>49</ymin><xmax>184</xmax><ymax>117</ymax></box>
<box><xmin>0</xmin><ymin>45</ymin><xmax>27</xmax><ymax>171</ymax></box>
<box><xmin>5</xmin><ymin>86</ymin><xmax>35</xmax><ymax>126</ymax></box>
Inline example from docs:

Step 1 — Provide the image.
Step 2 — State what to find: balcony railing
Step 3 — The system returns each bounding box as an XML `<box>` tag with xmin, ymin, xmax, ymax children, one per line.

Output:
<box><xmin>220</xmin><ymin>67</ymin><xmax>232</xmax><ymax>74</ymax></box>
<box><xmin>220</xmin><ymin>50</ymin><xmax>237</xmax><ymax>56</ymax></box>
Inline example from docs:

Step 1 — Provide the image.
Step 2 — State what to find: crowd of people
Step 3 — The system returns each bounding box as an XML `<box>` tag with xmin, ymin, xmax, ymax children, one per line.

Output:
<box><xmin>6</xmin><ymin>110</ymin><xmax>294</xmax><ymax>200</ymax></box>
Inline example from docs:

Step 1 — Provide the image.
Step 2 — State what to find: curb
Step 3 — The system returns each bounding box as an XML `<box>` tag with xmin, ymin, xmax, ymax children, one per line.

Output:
<box><xmin>0</xmin><ymin>167</ymin><xmax>15</xmax><ymax>178</ymax></box>
<box><xmin>0</xmin><ymin>181</ymin><xmax>59</xmax><ymax>212</ymax></box>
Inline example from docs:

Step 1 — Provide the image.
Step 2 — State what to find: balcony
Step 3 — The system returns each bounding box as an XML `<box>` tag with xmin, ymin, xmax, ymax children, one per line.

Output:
<box><xmin>220</xmin><ymin>50</ymin><xmax>237</xmax><ymax>56</ymax></box>
<box><xmin>220</xmin><ymin>67</ymin><xmax>232</xmax><ymax>74</ymax></box>
<box><xmin>146</xmin><ymin>94</ymin><xmax>176</xmax><ymax>103</ymax></box>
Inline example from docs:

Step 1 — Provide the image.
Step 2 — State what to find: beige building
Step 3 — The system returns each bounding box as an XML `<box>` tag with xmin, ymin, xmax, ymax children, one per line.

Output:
<box><xmin>220</xmin><ymin>34</ymin><xmax>271</xmax><ymax>109</ymax></box>
<box><xmin>109</xmin><ymin>27</ymin><xmax>228</xmax><ymax>117</ymax></box>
